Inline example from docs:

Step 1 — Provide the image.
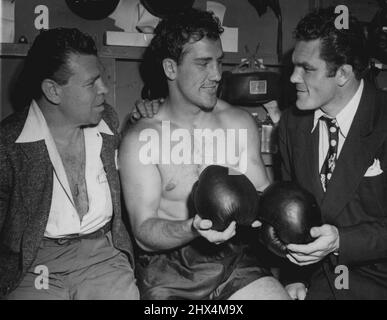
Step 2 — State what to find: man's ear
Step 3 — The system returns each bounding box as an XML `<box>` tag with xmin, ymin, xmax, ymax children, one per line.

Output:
<box><xmin>162</xmin><ymin>58</ymin><xmax>177</xmax><ymax>80</ymax></box>
<box><xmin>41</xmin><ymin>79</ymin><xmax>62</xmax><ymax>104</ymax></box>
<box><xmin>336</xmin><ymin>64</ymin><xmax>354</xmax><ymax>87</ymax></box>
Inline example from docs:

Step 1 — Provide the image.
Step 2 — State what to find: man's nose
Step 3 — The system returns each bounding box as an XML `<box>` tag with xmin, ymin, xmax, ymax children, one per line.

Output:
<box><xmin>97</xmin><ymin>78</ymin><xmax>109</xmax><ymax>95</ymax></box>
<box><xmin>209</xmin><ymin>63</ymin><xmax>222</xmax><ymax>82</ymax></box>
<box><xmin>290</xmin><ymin>67</ymin><xmax>302</xmax><ymax>84</ymax></box>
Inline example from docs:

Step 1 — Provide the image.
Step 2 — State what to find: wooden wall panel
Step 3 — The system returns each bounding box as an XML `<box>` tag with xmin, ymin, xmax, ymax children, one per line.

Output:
<box><xmin>2</xmin><ymin>0</ymin><xmax>315</xmax><ymax>124</ymax></box>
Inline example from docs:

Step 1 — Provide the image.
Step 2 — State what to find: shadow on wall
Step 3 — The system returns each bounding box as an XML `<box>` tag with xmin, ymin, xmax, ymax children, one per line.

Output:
<box><xmin>8</xmin><ymin>60</ymin><xmax>32</xmax><ymax>112</ymax></box>
<box><xmin>139</xmin><ymin>45</ymin><xmax>168</xmax><ymax>100</ymax></box>
<box><xmin>278</xmin><ymin>48</ymin><xmax>296</xmax><ymax>111</ymax></box>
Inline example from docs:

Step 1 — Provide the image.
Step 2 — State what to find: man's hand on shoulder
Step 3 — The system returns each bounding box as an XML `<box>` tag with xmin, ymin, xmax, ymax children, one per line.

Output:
<box><xmin>128</xmin><ymin>98</ymin><xmax>164</xmax><ymax>124</ymax></box>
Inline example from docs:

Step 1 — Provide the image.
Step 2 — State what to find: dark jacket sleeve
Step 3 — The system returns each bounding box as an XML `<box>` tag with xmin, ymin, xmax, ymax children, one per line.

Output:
<box><xmin>278</xmin><ymin>109</ymin><xmax>293</xmax><ymax>182</ymax></box>
<box><xmin>277</xmin><ymin>108</ymin><xmax>317</xmax><ymax>286</ymax></box>
<box><xmin>0</xmin><ymin>133</ymin><xmax>12</xmax><ymax>234</ymax></box>
<box><xmin>338</xmin><ymin>219</ymin><xmax>387</xmax><ymax>266</ymax></box>
<box><xmin>338</xmin><ymin>140</ymin><xmax>387</xmax><ymax>266</ymax></box>
<box><xmin>335</xmin><ymin>89</ymin><xmax>387</xmax><ymax>266</ymax></box>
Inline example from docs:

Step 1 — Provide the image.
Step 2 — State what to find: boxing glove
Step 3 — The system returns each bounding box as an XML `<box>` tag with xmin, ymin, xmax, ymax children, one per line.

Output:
<box><xmin>259</xmin><ymin>224</ymin><xmax>288</xmax><ymax>258</ymax></box>
<box><xmin>191</xmin><ymin>165</ymin><xmax>259</xmax><ymax>231</ymax></box>
<box><xmin>258</xmin><ymin>181</ymin><xmax>322</xmax><ymax>257</ymax></box>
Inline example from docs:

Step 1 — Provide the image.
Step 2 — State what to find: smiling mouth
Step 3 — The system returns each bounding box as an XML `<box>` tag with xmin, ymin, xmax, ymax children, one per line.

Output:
<box><xmin>202</xmin><ymin>85</ymin><xmax>218</xmax><ymax>92</ymax></box>
<box><xmin>95</xmin><ymin>103</ymin><xmax>105</xmax><ymax>111</ymax></box>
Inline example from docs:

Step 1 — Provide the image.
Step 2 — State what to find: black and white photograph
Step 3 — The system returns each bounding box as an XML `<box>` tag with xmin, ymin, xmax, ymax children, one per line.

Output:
<box><xmin>1</xmin><ymin>0</ymin><xmax>386</xmax><ymax>302</ymax></box>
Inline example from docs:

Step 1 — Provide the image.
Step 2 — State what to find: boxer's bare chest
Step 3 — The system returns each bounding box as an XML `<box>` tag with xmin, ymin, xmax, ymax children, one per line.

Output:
<box><xmin>156</xmin><ymin>118</ymin><xmax>240</xmax><ymax>218</ymax></box>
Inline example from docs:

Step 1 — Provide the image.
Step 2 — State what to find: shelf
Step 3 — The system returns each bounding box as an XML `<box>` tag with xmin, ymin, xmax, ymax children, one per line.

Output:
<box><xmin>0</xmin><ymin>43</ymin><xmax>147</xmax><ymax>59</ymax></box>
<box><xmin>99</xmin><ymin>45</ymin><xmax>145</xmax><ymax>60</ymax></box>
<box><xmin>0</xmin><ymin>43</ymin><xmax>29</xmax><ymax>57</ymax></box>
<box><xmin>1</xmin><ymin>43</ymin><xmax>280</xmax><ymax>65</ymax></box>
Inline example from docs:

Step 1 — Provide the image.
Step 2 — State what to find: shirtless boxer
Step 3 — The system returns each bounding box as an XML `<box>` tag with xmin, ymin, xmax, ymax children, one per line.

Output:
<box><xmin>119</xmin><ymin>8</ymin><xmax>290</xmax><ymax>300</ymax></box>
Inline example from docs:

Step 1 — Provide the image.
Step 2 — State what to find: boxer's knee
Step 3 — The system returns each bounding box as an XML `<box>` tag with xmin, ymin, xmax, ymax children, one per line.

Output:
<box><xmin>228</xmin><ymin>276</ymin><xmax>291</xmax><ymax>300</ymax></box>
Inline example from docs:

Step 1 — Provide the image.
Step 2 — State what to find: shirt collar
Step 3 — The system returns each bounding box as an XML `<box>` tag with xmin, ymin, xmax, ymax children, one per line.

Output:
<box><xmin>96</xmin><ymin>116</ymin><xmax>114</xmax><ymax>136</ymax></box>
<box><xmin>16</xmin><ymin>101</ymin><xmax>113</xmax><ymax>143</ymax></box>
<box><xmin>16</xmin><ymin>100</ymin><xmax>49</xmax><ymax>143</ymax></box>
<box><xmin>311</xmin><ymin>79</ymin><xmax>364</xmax><ymax>138</ymax></box>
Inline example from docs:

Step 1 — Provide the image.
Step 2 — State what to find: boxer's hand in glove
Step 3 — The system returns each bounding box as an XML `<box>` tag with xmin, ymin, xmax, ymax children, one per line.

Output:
<box><xmin>192</xmin><ymin>214</ymin><xmax>236</xmax><ymax>245</ymax></box>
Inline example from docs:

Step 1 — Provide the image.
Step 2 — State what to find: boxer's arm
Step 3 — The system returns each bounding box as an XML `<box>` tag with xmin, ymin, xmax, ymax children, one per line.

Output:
<box><xmin>119</xmin><ymin>128</ymin><xmax>236</xmax><ymax>252</ymax></box>
<box><xmin>119</xmin><ymin>128</ymin><xmax>197</xmax><ymax>252</ymax></box>
<box><xmin>239</xmin><ymin>110</ymin><xmax>271</xmax><ymax>191</ymax></box>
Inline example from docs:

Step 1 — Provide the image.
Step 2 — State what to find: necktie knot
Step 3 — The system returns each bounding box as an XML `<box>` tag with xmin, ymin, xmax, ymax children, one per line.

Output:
<box><xmin>320</xmin><ymin>115</ymin><xmax>338</xmax><ymax>129</ymax></box>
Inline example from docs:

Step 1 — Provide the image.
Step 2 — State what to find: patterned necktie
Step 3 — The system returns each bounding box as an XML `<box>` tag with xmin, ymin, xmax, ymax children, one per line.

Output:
<box><xmin>320</xmin><ymin>116</ymin><xmax>339</xmax><ymax>192</ymax></box>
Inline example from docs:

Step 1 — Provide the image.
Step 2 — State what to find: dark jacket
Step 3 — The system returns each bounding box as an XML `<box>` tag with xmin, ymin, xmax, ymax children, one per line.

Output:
<box><xmin>278</xmin><ymin>82</ymin><xmax>387</xmax><ymax>299</ymax></box>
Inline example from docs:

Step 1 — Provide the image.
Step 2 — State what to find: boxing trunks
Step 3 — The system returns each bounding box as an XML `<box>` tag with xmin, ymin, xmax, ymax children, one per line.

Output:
<box><xmin>136</xmin><ymin>234</ymin><xmax>271</xmax><ymax>300</ymax></box>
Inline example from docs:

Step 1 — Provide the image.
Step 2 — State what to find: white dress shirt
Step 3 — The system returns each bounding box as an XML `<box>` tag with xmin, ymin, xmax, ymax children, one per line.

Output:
<box><xmin>311</xmin><ymin>80</ymin><xmax>364</xmax><ymax>172</ymax></box>
<box><xmin>16</xmin><ymin>101</ymin><xmax>113</xmax><ymax>238</ymax></box>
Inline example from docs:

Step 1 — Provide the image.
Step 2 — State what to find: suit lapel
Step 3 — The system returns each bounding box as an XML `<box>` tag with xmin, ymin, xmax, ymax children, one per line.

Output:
<box><xmin>321</xmin><ymin>83</ymin><xmax>387</xmax><ymax>222</ymax></box>
<box><xmin>18</xmin><ymin>141</ymin><xmax>54</xmax><ymax>266</ymax></box>
<box><xmin>294</xmin><ymin>113</ymin><xmax>325</xmax><ymax>207</ymax></box>
<box><xmin>100</xmin><ymin>133</ymin><xmax>120</xmax><ymax>218</ymax></box>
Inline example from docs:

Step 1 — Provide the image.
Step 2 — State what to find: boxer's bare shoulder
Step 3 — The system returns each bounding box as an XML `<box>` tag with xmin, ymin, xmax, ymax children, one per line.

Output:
<box><xmin>123</xmin><ymin>111</ymin><xmax>163</xmax><ymax>139</ymax></box>
<box><xmin>121</xmin><ymin>106</ymin><xmax>168</xmax><ymax>158</ymax></box>
<box><xmin>213</xmin><ymin>99</ymin><xmax>256</xmax><ymax>131</ymax></box>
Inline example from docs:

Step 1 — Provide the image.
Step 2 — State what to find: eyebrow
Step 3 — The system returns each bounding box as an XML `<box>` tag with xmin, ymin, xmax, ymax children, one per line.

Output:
<box><xmin>194</xmin><ymin>54</ymin><xmax>225</xmax><ymax>62</ymax></box>
<box><xmin>83</xmin><ymin>74</ymin><xmax>100</xmax><ymax>85</ymax></box>
<box><xmin>293</xmin><ymin>61</ymin><xmax>316</xmax><ymax>69</ymax></box>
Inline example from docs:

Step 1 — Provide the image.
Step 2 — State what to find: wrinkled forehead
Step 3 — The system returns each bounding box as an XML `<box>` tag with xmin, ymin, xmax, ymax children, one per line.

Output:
<box><xmin>181</xmin><ymin>37</ymin><xmax>223</xmax><ymax>60</ymax></box>
<box><xmin>292</xmin><ymin>39</ymin><xmax>323</xmax><ymax>64</ymax></box>
<box><xmin>65</xmin><ymin>53</ymin><xmax>101</xmax><ymax>80</ymax></box>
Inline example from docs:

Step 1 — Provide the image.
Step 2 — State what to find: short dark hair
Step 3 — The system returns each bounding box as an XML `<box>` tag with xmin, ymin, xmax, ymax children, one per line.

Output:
<box><xmin>150</xmin><ymin>8</ymin><xmax>223</xmax><ymax>64</ymax></box>
<box><xmin>140</xmin><ymin>8</ymin><xmax>223</xmax><ymax>99</ymax></box>
<box><xmin>18</xmin><ymin>28</ymin><xmax>97</xmax><ymax>103</ymax></box>
<box><xmin>294</xmin><ymin>7</ymin><xmax>369</xmax><ymax>79</ymax></box>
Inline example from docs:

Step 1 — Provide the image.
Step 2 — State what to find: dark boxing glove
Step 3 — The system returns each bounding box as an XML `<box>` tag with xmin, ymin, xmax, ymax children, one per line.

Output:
<box><xmin>258</xmin><ymin>181</ymin><xmax>322</xmax><ymax>257</ymax></box>
<box><xmin>191</xmin><ymin>165</ymin><xmax>259</xmax><ymax>231</ymax></box>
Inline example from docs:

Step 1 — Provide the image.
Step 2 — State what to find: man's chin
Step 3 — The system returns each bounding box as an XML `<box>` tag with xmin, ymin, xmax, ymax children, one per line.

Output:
<box><xmin>199</xmin><ymin>104</ymin><xmax>216</xmax><ymax>113</ymax></box>
<box><xmin>296</xmin><ymin>99</ymin><xmax>315</xmax><ymax>111</ymax></box>
<box><xmin>199</xmin><ymin>97</ymin><xmax>217</xmax><ymax>112</ymax></box>
<box><xmin>91</xmin><ymin>114</ymin><xmax>103</xmax><ymax>125</ymax></box>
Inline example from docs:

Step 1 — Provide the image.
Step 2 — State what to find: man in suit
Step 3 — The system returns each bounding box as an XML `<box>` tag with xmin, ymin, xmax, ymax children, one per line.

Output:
<box><xmin>280</xmin><ymin>7</ymin><xmax>387</xmax><ymax>299</ymax></box>
<box><xmin>0</xmin><ymin>28</ymin><xmax>139</xmax><ymax>299</ymax></box>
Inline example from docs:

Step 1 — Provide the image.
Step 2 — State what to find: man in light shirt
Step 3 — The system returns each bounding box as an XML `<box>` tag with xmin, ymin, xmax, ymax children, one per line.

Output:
<box><xmin>0</xmin><ymin>28</ymin><xmax>139</xmax><ymax>299</ymax></box>
<box><xmin>279</xmin><ymin>7</ymin><xmax>387</xmax><ymax>299</ymax></box>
